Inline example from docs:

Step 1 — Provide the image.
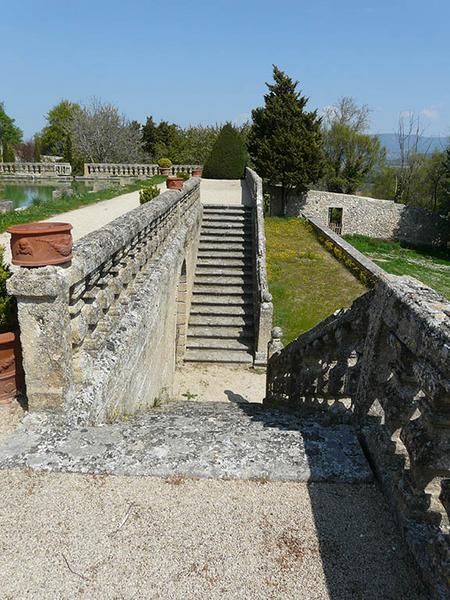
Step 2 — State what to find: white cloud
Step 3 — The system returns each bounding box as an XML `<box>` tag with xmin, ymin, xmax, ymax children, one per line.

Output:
<box><xmin>421</xmin><ymin>106</ymin><xmax>439</xmax><ymax>120</ymax></box>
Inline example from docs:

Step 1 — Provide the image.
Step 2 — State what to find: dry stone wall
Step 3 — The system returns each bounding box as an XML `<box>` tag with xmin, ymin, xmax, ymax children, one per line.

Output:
<box><xmin>270</xmin><ymin>186</ymin><xmax>449</xmax><ymax>247</ymax></box>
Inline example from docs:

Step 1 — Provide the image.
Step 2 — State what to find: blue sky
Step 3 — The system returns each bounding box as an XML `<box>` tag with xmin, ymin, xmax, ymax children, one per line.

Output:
<box><xmin>1</xmin><ymin>0</ymin><xmax>449</xmax><ymax>139</ymax></box>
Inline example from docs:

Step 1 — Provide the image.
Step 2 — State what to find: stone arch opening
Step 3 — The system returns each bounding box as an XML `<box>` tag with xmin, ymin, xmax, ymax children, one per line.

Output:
<box><xmin>175</xmin><ymin>260</ymin><xmax>188</xmax><ymax>363</ymax></box>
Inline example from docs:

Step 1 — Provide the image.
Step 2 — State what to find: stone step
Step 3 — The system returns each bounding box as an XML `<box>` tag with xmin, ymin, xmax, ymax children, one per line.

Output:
<box><xmin>188</xmin><ymin>314</ymin><xmax>254</xmax><ymax>327</ymax></box>
<box><xmin>191</xmin><ymin>294</ymin><xmax>253</xmax><ymax>306</ymax></box>
<box><xmin>193</xmin><ymin>284</ymin><xmax>253</xmax><ymax>296</ymax></box>
<box><xmin>195</xmin><ymin>275</ymin><xmax>253</xmax><ymax>285</ymax></box>
<box><xmin>199</xmin><ymin>241</ymin><xmax>252</xmax><ymax>250</ymax></box>
<box><xmin>201</xmin><ymin>229</ymin><xmax>251</xmax><ymax>237</ymax></box>
<box><xmin>184</xmin><ymin>348</ymin><xmax>254</xmax><ymax>364</ymax></box>
<box><xmin>186</xmin><ymin>337</ymin><xmax>253</xmax><ymax>351</ymax></box>
<box><xmin>198</xmin><ymin>251</ymin><xmax>252</xmax><ymax>260</ymax></box>
<box><xmin>203</xmin><ymin>204</ymin><xmax>252</xmax><ymax>212</ymax></box>
<box><xmin>189</xmin><ymin>304</ymin><xmax>253</xmax><ymax>316</ymax></box>
<box><xmin>200</xmin><ymin>232</ymin><xmax>250</xmax><ymax>241</ymax></box>
<box><xmin>0</xmin><ymin>401</ymin><xmax>373</xmax><ymax>482</ymax></box>
<box><xmin>201</xmin><ymin>221</ymin><xmax>252</xmax><ymax>229</ymax></box>
<box><xmin>198</xmin><ymin>244</ymin><xmax>251</xmax><ymax>253</ymax></box>
<box><xmin>197</xmin><ymin>258</ymin><xmax>252</xmax><ymax>267</ymax></box>
<box><xmin>195</xmin><ymin>268</ymin><xmax>253</xmax><ymax>278</ymax></box>
<box><xmin>187</xmin><ymin>325</ymin><xmax>254</xmax><ymax>339</ymax></box>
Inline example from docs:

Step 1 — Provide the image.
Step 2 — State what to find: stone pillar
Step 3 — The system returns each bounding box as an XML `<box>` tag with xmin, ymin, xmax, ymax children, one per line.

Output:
<box><xmin>7</xmin><ymin>266</ymin><xmax>74</xmax><ymax>410</ymax></box>
<box><xmin>254</xmin><ymin>298</ymin><xmax>273</xmax><ymax>366</ymax></box>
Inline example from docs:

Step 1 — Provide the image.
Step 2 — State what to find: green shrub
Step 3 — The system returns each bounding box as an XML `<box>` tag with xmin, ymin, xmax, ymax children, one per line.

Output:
<box><xmin>203</xmin><ymin>123</ymin><xmax>247</xmax><ymax>179</ymax></box>
<box><xmin>0</xmin><ymin>247</ymin><xmax>15</xmax><ymax>333</ymax></box>
<box><xmin>176</xmin><ymin>171</ymin><xmax>190</xmax><ymax>181</ymax></box>
<box><xmin>139</xmin><ymin>184</ymin><xmax>160</xmax><ymax>204</ymax></box>
<box><xmin>158</xmin><ymin>158</ymin><xmax>172</xmax><ymax>168</ymax></box>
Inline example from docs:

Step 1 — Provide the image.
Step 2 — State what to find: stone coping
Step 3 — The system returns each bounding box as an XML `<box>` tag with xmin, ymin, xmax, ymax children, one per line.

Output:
<box><xmin>303</xmin><ymin>213</ymin><xmax>385</xmax><ymax>280</ymax></box>
<box><xmin>245</xmin><ymin>167</ymin><xmax>272</xmax><ymax>302</ymax></box>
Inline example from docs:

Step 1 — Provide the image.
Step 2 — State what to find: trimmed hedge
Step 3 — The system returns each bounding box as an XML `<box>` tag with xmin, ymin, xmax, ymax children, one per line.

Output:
<box><xmin>203</xmin><ymin>123</ymin><xmax>247</xmax><ymax>179</ymax></box>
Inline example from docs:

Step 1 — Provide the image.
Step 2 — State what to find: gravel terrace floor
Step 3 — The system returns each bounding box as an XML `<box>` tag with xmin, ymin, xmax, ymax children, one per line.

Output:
<box><xmin>0</xmin><ymin>471</ymin><xmax>427</xmax><ymax>600</ymax></box>
<box><xmin>0</xmin><ymin>389</ymin><xmax>428</xmax><ymax>599</ymax></box>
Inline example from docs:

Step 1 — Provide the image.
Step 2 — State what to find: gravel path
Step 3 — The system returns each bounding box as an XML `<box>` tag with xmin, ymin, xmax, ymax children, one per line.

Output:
<box><xmin>0</xmin><ymin>470</ymin><xmax>426</xmax><ymax>600</ymax></box>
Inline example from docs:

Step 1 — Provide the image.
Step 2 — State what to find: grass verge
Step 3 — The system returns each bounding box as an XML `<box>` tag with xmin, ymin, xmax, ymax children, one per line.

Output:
<box><xmin>0</xmin><ymin>176</ymin><xmax>165</xmax><ymax>234</ymax></box>
<box><xmin>344</xmin><ymin>234</ymin><xmax>450</xmax><ymax>300</ymax></box>
<box><xmin>265</xmin><ymin>218</ymin><xmax>367</xmax><ymax>345</ymax></box>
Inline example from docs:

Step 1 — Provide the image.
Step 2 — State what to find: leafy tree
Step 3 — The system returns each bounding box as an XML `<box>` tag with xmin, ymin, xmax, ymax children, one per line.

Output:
<box><xmin>40</xmin><ymin>100</ymin><xmax>80</xmax><ymax>156</ymax></box>
<box><xmin>323</xmin><ymin>122</ymin><xmax>383</xmax><ymax>194</ymax></box>
<box><xmin>0</xmin><ymin>102</ymin><xmax>22</xmax><ymax>162</ymax></box>
<box><xmin>369</xmin><ymin>164</ymin><xmax>397</xmax><ymax>200</ymax></box>
<box><xmin>203</xmin><ymin>123</ymin><xmax>247</xmax><ymax>179</ymax></box>
<box><xmin>248</xmin><ymin>65</ymin><xmax>323</xmax><ymax>212</ymax></box>
<box><xmin>142</xmin><ymin>116</ymin><xmax>180</xmax><ymax>160</ymax></box>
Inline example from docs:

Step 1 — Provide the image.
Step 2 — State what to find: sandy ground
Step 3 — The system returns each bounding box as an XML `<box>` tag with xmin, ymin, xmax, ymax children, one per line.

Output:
<box><xmin>174</xmin><ymin>364</ymin><xmax>266</xmax><ymax>404</ymax></box>
<box><xmin>0</xmin><ymin>470</ymin><xmax>426</xmax><ymax>600</ymax></box>
<box><xmin>0</xmin><ymin>183</ymin><xmax>166</xmax><ymax>264</ymax></box>
<box><xmin>200</xmin><ymin>178</ymin><xmax>251</xmax><ymax>205</ymax></box>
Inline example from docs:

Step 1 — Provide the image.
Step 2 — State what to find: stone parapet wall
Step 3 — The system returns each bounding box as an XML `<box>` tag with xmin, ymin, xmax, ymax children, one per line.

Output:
<box><xmin>245</xmin><ymin>167</ymin><xmax>273</xmax><ymax>365</ymax></box>
<box><xmin>304</xmin><ymin>214</ymin><xmax>385</xmax><ymax>282</ymax></box>
<box><xmin>269</xmin><ymin>186</ymin><xmax>449</xmax><ymax>247</ymax></box>
<box><xmin>265</xmin><ymin>275</ymin><xmax>450</xmax><ymax>599</ymax></box>
<box><xmin>8</xmin><ymin>178</ymin><xmax>202</xmax><ymax>424</ymax></box>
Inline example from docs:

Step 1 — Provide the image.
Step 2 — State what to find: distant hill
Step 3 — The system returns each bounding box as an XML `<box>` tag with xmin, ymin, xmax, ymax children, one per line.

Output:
<box><xmin>375</xmin><ymin>133</ymin><xmax>448</xmax><ymax>161</ymax></box>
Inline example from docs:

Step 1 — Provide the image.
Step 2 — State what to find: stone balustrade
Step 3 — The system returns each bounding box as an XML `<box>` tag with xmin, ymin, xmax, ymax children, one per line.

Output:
<box><xmin>8</xmin><ymin>178</ymin><xmax>202</xmax><ymax>425</ymax></box>
<box><xmin>265</xmin><ymin>275</ymin><xmax>450</xmax><ymax>599</ymax></box>
<box><xmin>84</xmin><ymin>163</ymin><xmax>200</xmax><ymax>178</ymax></box>
<box><xmin>245</xmin><ymin>167</ymin><xmax>273</xmax><ymax>365</ymax></box>
<box><xmin>84</xmin><ymin>163</ymin><xmax>159</xmax><ymax>178</ymax></box>
<box><xmin>0</xmin><ymin>162</ymin><xmax>72</xmax><ymax>176</ymax></box>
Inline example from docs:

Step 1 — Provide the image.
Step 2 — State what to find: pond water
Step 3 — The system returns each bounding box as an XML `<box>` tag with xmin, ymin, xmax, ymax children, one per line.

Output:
<box><xmin>0</xmin><ymin>182</ymin><xmax>92</xmax><ymax>210</ymax></box>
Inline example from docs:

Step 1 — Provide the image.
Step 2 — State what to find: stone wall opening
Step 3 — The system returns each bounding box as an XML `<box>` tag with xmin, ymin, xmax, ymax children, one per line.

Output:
<box><xmin>328</xmin><ymin>207</ymin><xmax>343</xmax><ymax>234</ymax></box>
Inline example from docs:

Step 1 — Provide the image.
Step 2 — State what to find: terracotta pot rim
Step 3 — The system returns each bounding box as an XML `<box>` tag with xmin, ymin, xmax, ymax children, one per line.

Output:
<box><xmin>167</xmin><ymin>176</ymin><xmax>183</xmax><ymax>180</ymax></box>
<box><xmin>0</xmin><ymin>332</ymin><xmax>15</xmax><ymax>344</ymax></box>
<box><xmin>7</xmin><ymin>222</ymin><xmax>73</xmax><ymax>235</ymax></box>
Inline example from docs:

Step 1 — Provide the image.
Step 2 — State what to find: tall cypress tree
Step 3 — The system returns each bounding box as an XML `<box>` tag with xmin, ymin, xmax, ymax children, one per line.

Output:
<box><xmin>248</xmin><ymin>66</ymin><xmax>324</xmax><ymax>213</ymax></box>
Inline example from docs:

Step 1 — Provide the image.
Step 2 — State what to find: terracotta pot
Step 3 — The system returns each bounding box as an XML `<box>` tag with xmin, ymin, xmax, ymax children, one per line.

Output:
<box><xmin>7</xmin><ymin>222</ymin><xmax>73</xmax><ymax>267</ymax></box>
<box><xmin>159</xmin><ymin>167</ymin><xmax>171</xmax><ymax>176</ymax></box>
<box><xmin>166</xmin><ymin>176</ymin><xmax>184</xmax><ymax>190</ymax></box>
<box><xmin>192</xmin><ymin>168</ymin><xmax>203</xmax><ymax>177</ymax></box>
<box><xmin>0</xmin><ymin>332</ymin><xmax>17</xmax><ymax>407</ymax></box>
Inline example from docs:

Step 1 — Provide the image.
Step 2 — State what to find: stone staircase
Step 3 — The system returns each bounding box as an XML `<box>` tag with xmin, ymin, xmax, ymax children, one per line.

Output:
<box><xmin>185</xmin><ymin>204</ymin><xmax>254</xmax><ymax>364</ymax></box>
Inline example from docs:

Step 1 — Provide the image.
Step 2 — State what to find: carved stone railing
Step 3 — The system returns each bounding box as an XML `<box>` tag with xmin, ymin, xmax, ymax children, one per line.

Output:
<box><xmin>83</xmin><ymin>163</ymin><xmax>200</xmax><ymax>178</ymax></box>
<box><xmin>245</xmin><ymin>167</ymin><xmax>273</xmax><ymax>365</ymax></box>
<box><xmin>0</xmin><ymin>162</ymin><xmax>72</xmax><ymax>176</ymax></box>
<box><xmin>8</xmin><ymin>178</ymin><xmax>202</xmax><ymax>424</ymax></box>
<box><xmin>266</xmin><ymin>275</ymin><xmax>450</xmax><ymax>599</ymax></box>
<box><xmin>84</xmin><ymin>163</ymin><xmax>159</xmax><ymax>178</ymax></box>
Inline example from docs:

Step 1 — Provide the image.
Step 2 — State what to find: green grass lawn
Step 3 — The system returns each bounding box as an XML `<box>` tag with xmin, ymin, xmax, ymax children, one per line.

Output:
<box><xmin>0</xmin><ymin>176</ymin><xmax>165</xmax><ymax>234</ymax></box>
<box><xmin>344</xmin><ymin>234</ymin><xmax>450</xmax><ymax>300</ymax></box>
<box><xmin>265</xmin><ymin>218</ymin><xmax>367</xmax><ymax>345</ymax></box>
